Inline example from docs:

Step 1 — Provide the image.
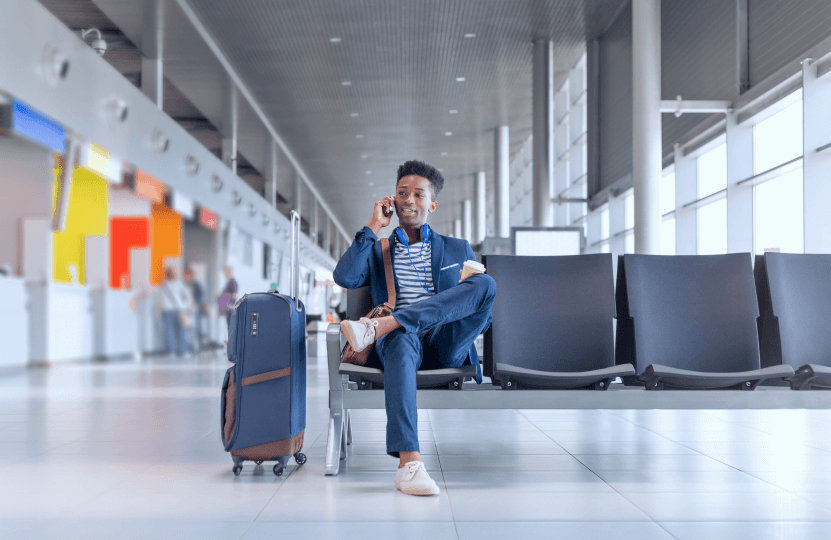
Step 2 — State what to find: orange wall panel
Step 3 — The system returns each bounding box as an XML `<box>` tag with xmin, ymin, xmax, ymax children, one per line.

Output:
<box><xmin>110</xmin><ymin>217</ymin><xmax>150</xmax><ymax>289</ymax></box>
<box><xmin>150</xmin><ymin>202</ymin><xmax>181</xmax><ymax>285</ymax></box>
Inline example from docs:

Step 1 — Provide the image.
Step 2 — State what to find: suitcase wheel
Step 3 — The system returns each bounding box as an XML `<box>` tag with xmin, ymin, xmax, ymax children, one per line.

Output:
<box><xmin>273</xmin><ymin>464</ymin><xmax>284</xmax><ymax>476</ymax></box>
<box><xmin>232</xmin><ymin>465</ymin><xmax>242</xmax><ymax>476</ymax></box>
<box><xmin>294</xmin><ymin>452</ymin><xmax>307</xmax><ymax>465</ymax></box>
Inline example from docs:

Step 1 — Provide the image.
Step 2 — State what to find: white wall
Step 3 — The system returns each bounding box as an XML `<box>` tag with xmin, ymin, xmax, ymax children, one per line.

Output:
<box><xmin>0</xmin><ymin>137</ymin><xmax>53</xmax><ymax>276</ymax></box>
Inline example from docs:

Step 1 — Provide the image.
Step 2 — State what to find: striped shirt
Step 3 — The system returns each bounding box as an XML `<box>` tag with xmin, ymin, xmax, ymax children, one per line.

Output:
<box><xmin>393</xmin><ymin>237</ymin><xmax>434</xmax><ymax>310</ymax></box>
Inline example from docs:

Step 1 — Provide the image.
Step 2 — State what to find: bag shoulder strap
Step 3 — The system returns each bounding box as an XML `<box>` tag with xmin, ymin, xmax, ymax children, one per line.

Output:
<box><xmin>380</xmin><ymin>238</ymin><xmax>396</xmax><ymax>309</ymax></box>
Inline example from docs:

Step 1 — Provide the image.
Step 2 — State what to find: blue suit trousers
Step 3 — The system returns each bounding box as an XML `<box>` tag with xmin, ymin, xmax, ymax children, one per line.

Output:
<box><xmin>375</xmin><ymin>272</ymin><xmax>497</xmax><ymax>457</ymax></box>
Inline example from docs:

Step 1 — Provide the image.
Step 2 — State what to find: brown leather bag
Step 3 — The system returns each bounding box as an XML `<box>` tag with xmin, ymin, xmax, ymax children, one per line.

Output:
<box><xmin>341</xmin><ymin>238</ymin><xmax>396</xmax><ymax>366</ymax></box>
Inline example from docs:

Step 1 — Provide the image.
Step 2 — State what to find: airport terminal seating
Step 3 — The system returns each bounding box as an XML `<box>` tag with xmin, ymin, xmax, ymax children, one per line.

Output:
<box><xmin>323</xmin><ymin>253</ymin><xmax>830</xmax><ymax>475</ymax></box>
<box><xmin>755</xmin><ymin>253</ymin><xmax>831</xmax><ymax>390</ymax></box>
<box><xmin>483</xmin><ymin>254</ymin><xmax>635</xmax><ymax>390</ymax></box>
<box><xmin>615</xmin><ymin>253</ymin><xmax>794</xmax><ymax>390</ymax></box>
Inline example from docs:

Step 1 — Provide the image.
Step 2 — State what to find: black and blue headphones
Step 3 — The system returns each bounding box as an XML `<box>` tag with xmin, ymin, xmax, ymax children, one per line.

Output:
<box><xmin>395</xmin><ymin>224</ymin><xmax>434</xmax><ymax>296</ymax></box>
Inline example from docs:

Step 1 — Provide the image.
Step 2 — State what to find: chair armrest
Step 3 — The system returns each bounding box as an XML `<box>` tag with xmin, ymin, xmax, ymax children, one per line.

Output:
<box><xmin>326</xmin><ymin>323</ymin><xmax>346</xmax><ymax>392</ymax></box>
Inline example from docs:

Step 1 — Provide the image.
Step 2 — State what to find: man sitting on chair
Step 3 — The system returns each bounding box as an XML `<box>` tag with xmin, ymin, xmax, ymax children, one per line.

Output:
<box><xmin>334</xmin><ymin>160</ymin><xmax>497</xmax><ymax>496</ymax></box>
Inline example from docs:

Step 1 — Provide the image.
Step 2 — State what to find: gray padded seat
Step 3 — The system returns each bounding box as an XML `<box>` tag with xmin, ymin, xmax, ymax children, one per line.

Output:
<box><xmin>484</xmin><ymin>254</ymin><xmax>635</xmax><ymax>390</ymax></box>
<box><xmin>756</xmin><ymin>253</ymin><xmax>831</xmax><ymax>390</ymax></box>
<box><xmin>337</xmin><ymin>286</ymin><xmax>476</xmax><ymax>390</ymax></box>
<box><xmin>615</xmin><ymin>254</ymin><xmax>794</xmax><ymax>390</ymax></box>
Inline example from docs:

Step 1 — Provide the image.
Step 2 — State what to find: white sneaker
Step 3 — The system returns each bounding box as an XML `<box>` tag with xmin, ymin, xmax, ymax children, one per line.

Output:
<box><xmin>394</xmin><ymin>461</ymin><xmax>440</xmax><ymax>496</ymax></box>
<box><xmin>340</xmin><ymin>317</ymin><xmax>379</xmax><ymax>353</ymax></box>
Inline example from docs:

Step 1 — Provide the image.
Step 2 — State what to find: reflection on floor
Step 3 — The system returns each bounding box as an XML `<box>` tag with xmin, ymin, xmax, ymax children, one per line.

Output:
<box><xmin>1</xmin><ymin>345</ymin><xmax>831</xmax><ymax>540</ymax></box>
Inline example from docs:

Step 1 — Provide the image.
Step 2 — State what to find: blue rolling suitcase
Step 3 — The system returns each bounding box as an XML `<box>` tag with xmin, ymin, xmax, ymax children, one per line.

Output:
<box><xmin>221</xmin><ymin>211</ymin><xmax>306</xmax><ymax>476</ymax></box>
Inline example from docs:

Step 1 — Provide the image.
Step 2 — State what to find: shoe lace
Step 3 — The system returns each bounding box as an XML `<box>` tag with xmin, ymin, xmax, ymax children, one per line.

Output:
<box><xmin>359</xmin><ymin>317</ymin><xmax>379</xmax><ymax>341</ymax></box>
<box><xmin>403</xmin><ymin>461</ymin><xmax>424</xmax><ymax>479</ymax></box>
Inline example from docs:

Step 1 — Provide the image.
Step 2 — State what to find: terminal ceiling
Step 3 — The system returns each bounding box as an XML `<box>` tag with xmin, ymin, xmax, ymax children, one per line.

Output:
<box><xmin>41</xmin><ymin>0</ymin><xmax>624</xmax><ymax>237</ymax></box>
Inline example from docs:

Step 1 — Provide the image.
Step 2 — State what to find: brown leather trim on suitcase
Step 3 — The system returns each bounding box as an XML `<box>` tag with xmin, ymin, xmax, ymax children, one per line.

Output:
<box><xmin>223</xmin><ymin>371</ymin><xmax>236</xmax><ymax>445</ymax></box>
<box><xmin>241</xmin><ymin>367</ymin><xmax>291</xmax><ymax>387</ymax></box>
<box><xmin>230</xmin><ymin>430</ymin><xmax>305</xmax><ymax>459</ymax></box>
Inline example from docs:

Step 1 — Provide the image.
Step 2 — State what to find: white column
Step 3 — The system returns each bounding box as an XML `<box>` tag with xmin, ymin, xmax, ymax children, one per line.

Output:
<box><xmin>532</xmin><ymin>39</ymin><xmax>554</xmax><ymax>227</ymax></box>
<box><xmin>310</xmin><ymin>198</ymin><xmax>318</xmax><ymax>245</ymax></box>
<box><xmin>265</xmin><ymin>141</ymin><xmax>278</xmax><ymax>208</ymax></box>
<box><xmin>323</xmin><ymin>214</ymin><xmax>331</xmax><ymax>256</ymax></box>
<box><xmin>221</xmin><ymin>83</ymin><xmax>238</xmax><ymax>174</ymax></box>
<box><xmin>140</xmin><ymin>0</ymin><xmax>164</xmax><ymax>109</ymax></box>
<box><xmin>474</xmin><ymin>172</ymin><xmax>486</xmax><ymax>243</ymax></box>
<box><xmin>462</xmin><ymin>200</ymin><xmax>473</xmax><ymax>243</ymax></box>
<box><xmin>803</xmin><ymin>59</ymin><xmax>831</xmax><ymax>253</ymax></box>
<box><xmin>292</xmin><ymin>170</ymin><xmax>302</xmax><ymax>217</ymax></box>
<box><xmin>726</xmin><ymin>112</ymin><xmax>754</xmax><ymax>254</ymax></box>
<box><xmin>632</xmin><ymin>0</ymin><xmax>662</xmax><ymax>254</ymax></box>
<box><xmin>453</xmin><ymin>219</ymin><xmax>462</xmax><ymax>239</ymax></box>
<box><xmin>494</xmin><ymin>125</ymin><xmax>510</xmax><ymax>237</ymax></box>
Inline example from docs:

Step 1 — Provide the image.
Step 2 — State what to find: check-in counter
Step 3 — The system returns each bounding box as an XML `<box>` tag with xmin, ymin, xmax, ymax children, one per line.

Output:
<box><xmin>27</xmin><ymin>282</ymin><xmax>94</xmax><ymax>364</ymax></box>
<box><xmin>90</xmin><ymin>288</ymin><xmax>139</xmax><ymax>358</ymax></box>
<box><xmin>0</xmin><ymin>277</ymin><xmax>30</xmax><ymax>368</ymax></box>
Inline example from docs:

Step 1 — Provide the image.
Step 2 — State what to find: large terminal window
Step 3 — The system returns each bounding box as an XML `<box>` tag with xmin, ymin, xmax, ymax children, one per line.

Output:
<box><xmin>753</xmin><ymin>90</ymin><xmax>804</xmax><ymax>254</ymax></box>
<box><xmin>661</xmin><ymin>167</ymin><xmax>676</xmax><ymax>255</ymax></box>
<box><xmin>696</xmin><ymin>140</ymin><xmax>727</xmax><ymax>255</ymax></box>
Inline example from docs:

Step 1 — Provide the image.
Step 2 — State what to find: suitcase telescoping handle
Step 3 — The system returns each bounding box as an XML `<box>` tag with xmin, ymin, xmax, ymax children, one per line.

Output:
<box><xmin>289</xmin><ymin>210</ymin><xmax>302</xmax><ymax>313</ymax></box>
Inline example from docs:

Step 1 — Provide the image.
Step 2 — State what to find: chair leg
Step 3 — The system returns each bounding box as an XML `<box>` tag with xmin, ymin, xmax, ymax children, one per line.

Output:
<box><xmin>324</xmin><ymin>408</ymin><xmax>345</xmax><ymax>476</ymax></box>
<box><xmin>340</xmin><ymin>410</ymin><xmax>349</xmax><ymax>460</ymax></box>
<box><xmin>346</xmin><ymin>410</ymin><xmax>353</xmax><ymax>446</ymax></box>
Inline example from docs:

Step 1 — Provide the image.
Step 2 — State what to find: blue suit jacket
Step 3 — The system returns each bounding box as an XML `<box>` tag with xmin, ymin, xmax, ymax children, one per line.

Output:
<box><xmin>333</xmin><ymin>226</ymin><xmax>481</xmax><ymax>368</ymax></box>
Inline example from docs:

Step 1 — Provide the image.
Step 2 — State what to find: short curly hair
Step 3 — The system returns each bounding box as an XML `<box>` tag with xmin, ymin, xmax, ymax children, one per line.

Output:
<box><xmin>396</xmin><ymin>160</ymin><xmax>444</xmax><ymax>200</ymax></box>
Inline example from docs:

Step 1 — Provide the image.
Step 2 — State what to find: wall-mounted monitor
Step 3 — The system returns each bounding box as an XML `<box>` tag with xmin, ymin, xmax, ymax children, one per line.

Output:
<box><xmin>511</xmin><ymin>226</ymin><xmax>584</xmax><ymax>256</ymax></box>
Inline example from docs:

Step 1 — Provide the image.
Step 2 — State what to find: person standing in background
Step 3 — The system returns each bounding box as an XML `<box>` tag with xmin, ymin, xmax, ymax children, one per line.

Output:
<box><xmin>183</xmin><ymin>266</ymin><xmax>205</xmax><ymax>351</ymax></box>
<box><xmin>219</xmin><ymin>266</ymin><xmax>238</xmax><ymax>327</ymax></box>
<box><xmin>158</xmin><ymin>267</ymin><xmax>191</xmax><ymax>356</ymax></box>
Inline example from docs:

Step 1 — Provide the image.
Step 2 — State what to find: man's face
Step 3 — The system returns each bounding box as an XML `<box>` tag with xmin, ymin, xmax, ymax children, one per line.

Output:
<box><xmin>224</xmin><ymin>268</ymin><xmax>232</xmax><ymax>279</ymax></box>
<box><xmin>394</xmin><ymin>175</ymin><xmax>438</xmax><ymax>228</ymax></box>
<box><xmin>184</xmin><ymin>272</ymin><xmax>192</xmax><ymax>282</ymax></box>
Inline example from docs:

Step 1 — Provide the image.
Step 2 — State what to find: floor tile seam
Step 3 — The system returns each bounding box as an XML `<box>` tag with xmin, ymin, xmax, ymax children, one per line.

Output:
<box><xmin>741</xmin><ymin>469</ymin><xmax>831</xmax><ymax>494</ymax></box>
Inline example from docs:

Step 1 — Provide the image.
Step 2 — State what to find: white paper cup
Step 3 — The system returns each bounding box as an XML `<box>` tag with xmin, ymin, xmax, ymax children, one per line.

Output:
<box><xmin>461</xmin><ymin>260</ymin><xmax>486</xmax><ymax>280</ymax></box>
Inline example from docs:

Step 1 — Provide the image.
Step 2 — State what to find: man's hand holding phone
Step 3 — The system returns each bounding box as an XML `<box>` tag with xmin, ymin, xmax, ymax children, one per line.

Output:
<box><xmin>367</xmin><ymin>195</ymin><xmax>395</xmax><ymax>235</ymax></box>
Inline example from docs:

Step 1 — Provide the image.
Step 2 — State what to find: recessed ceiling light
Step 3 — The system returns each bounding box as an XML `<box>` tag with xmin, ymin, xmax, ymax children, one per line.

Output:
<box><xmin>444</xmin><ymin>132</ymin><xmax>452</xmax><ymax>136</ymax></box>
<box><xmin>350</xmin><ymin>112</ymin><xmax>359</xmax><ymax>117</ymax></box>
<box><xmin>438</xmin><ymin>168</ymin><xmax>444</xmax><ymax>172</ymax></box>
<box><xmin>440</xmin><ymin>152</ymin><xmax>448</xmax><ymax>156</ymax></box>
<box><xmin>368</xmin><ymin>181</ymin><xmax>374</xmax><ymax>186</ymax></box>
<box><xmin>330</xmin><ymin>37</ymin><xmax>342</xmax><ymax>43</ymax></box>
<box><xmin>464</xmin><ymin>33</ymin><xmax>476</xmax><ymax>38</ymax></box>
<box><xmin>356</xmin><ymin>134</ymin><xmax>364</xmax><ymax>139</ymax></box>
<box><xmin>455</xmin><ymin>77</ymin><xmax>465</xmax><ymax>82</ymax></box>
<box><xmin>341</xmin><ymin>80</ymin><xmax>351</xmax><ymax>86</ymax></box>
<box><xmin>449</xmin><ymin>109</ymin><xmax>458</xmax><ymax>114</ymax></box>
<box><xmin>365</xmin><ymin>170</ymin><xmax>372</xmax><ymax>174</ymax></box>
<box><xmin>361</xmin><ymin>154</ymin><xmax>368</xmax><ymax>159</ymax></box>
<box><xmin>372</xmin><ymin>193</ymin><xmax>378</xmax><ymax>197</ymax></box>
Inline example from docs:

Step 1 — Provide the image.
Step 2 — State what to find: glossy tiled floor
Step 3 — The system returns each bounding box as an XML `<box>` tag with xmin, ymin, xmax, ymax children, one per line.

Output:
<box><xmin>2</xmin><ymin>346</ymin><xmax>831</xmax><ymax>540</ymax></box>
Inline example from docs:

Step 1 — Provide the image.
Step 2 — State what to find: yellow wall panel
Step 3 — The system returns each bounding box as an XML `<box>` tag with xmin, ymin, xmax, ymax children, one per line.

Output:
<box><xmin>52</xmin><ymin>167</ymin><xmax>109</xmax><ymax>284</ymax></box>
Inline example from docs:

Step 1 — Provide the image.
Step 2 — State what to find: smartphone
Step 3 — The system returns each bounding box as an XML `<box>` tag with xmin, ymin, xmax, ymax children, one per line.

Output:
<box><xmin>383</xmin><ymin>200</ymin><xmax>394</xmax><ymax>217</ymax></box>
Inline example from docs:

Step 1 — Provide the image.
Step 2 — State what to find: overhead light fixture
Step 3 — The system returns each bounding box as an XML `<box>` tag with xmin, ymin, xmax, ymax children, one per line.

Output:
<box><xmin>341</xmin><ymin>80</ymin><xmax>351</xmax><ymax>86</ymax></box>
<box><xmin>444</xmin><ymin>132</ymin><xmax>452</xmax><ymax>136</ymax></box>
<box><xmin>440</xmin><ymin>152</ymin><xmax>448</xmax><ymax>156</ymax></box>
<box><xmin>350</xmin><ymin>112</ymin><xmax>359</xmax><ymax>117</ymax></box>
<box><xmin>81</xmin><ymin>28</ymin><xmax>107</xmax><ymax>56</ymax></box>
<box><xmin>368</xmin><ymin>182</ymin><xmax>374</xmax><ymax>186</ymax></box>
<box><xmin>449</xmin><ymin>109</ymin><xmax>458</xmax><ymax>114</ymax></box>
<box><xmin>330</xmin><ymin>37</ymin><xmax>342</xmax><ymax>43</ymax></box>
<box><xmin>185</xmin><ymin>155</ymin><xmax>199</xmax><ymax>176</ymax></box>
<box><xmin>356</xmin><ymin>134</ymin><xmax>364</xmax><ymax>139</ymax></box>
<box><xmin>455</xmin><ymin>77</ymin><xmax>465</xmax><ymax>82</ymax></box>
<box><xmin>365</xmin><ymin>170</ymin><xmax>371</xmax><ymax>174</ymax></box>
<box><xmin>361</xmin><ymin>154</ymin><xmax>368</xmax><ymax>159</ymax></box>
<box><xmin>464</xmin><ymin>33</ymin><xmax>476</xmax><ymax>38</ymax></box>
